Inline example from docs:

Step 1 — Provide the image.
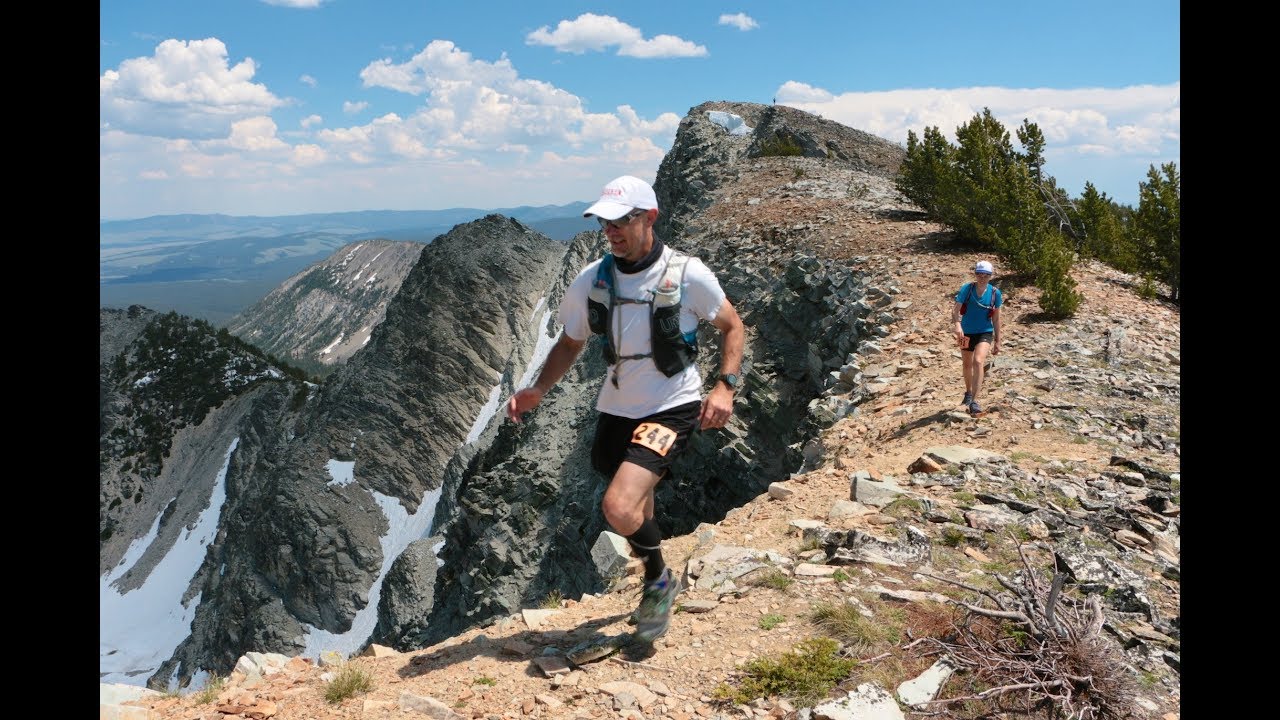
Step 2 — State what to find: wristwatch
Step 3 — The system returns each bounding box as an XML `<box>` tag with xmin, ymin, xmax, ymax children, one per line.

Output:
<box><xmin>718</xmin><ymin>373</ymin><xmax>740</xmax><ymax>392</ymax></box>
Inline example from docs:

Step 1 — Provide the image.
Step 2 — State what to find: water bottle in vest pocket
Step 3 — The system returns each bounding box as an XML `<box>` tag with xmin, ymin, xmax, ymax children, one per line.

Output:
<box><xmin>652</xmin><ymin>274</ymin><xmax>683</xmax><ymax>340</ymax></box>
<box><xmin>650</xmin><ymin>256</ymin><xmax>697</xmax><ymax>376</ymax></box>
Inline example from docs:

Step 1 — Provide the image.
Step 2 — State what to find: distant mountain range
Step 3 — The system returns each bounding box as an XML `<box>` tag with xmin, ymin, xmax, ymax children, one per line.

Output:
<box><xmin>100</xmin><ymin>204</ymin><xmax>595</xmax><ymax>325</ymax></box>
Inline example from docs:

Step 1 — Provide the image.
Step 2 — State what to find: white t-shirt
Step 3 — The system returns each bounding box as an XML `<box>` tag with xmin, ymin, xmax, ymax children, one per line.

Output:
<box><xmin>559</xmin><ymin>245</ymin><xmax>727</xmax><ymax>419</ymax></box>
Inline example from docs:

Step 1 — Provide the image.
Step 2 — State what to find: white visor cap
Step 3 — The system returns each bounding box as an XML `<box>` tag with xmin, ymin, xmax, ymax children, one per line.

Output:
<box><xmin>583</xmin><ymin>175</ymin><xmax>658</xmax><ymax>220</ymax></box>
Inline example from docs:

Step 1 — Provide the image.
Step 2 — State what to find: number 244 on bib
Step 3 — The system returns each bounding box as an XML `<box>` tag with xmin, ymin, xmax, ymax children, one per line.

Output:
<box><xmin>631</xmin><ymin>422</ymin><xmax>677</xmax><ymax>456</ymax></box>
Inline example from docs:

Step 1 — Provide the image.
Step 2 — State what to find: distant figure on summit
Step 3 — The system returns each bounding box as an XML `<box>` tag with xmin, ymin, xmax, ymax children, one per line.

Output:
<box><xmin>952</xmin><ymin>260</ymin><xmax>1003</xmax><ymax>415</ymax></box>
<box><xmin>505</xmin><ymin>175</ymin><xmax>745</xmax><ymax>643</ymax></box>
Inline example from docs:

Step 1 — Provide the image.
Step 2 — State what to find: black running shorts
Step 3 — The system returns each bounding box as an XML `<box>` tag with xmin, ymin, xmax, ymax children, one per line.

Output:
<box><xmin>962</xmin><ymin>332</ymin><xmax>994</xmax><ymax>353</ymax></box>
<box><xmin>591</xmin><ymin>400</ymin><xmax>702</xmax><ymax>478</ymax></box>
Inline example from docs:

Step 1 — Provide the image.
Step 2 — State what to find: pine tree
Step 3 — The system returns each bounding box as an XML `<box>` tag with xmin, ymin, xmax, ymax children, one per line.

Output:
<box><xmin>1016</xmin><ymin>120</ymin><xmax>1046</xmax><ymax>184</ymax></box>
<box><xmin>1035</xmin><ymin>232</ymin><xmax>1083</xmax><ymax>317</ymax></box>
<box><xmin>898</xmin><ymin>126</ymin><xmax>955</xmax><ymax>217</ymax></box>
<box><xmin>949</xmin><ymin>108</ymin><xmax>1020</xmax><ymax>248</ymax></box>
<box><xmin>1000</xmin><ymin>163</ymin><xmax>1051</xmax><ymax>275</ymax></box>
<box><xmin>1134</xmin><ymin>162</ymin><xmax>1180</xmax><ymax>301</ymax></box>
<box><xmin>1076</xmin><ymin>183</ymin><xmax>1136</xmax><ymax>270</ymax></box>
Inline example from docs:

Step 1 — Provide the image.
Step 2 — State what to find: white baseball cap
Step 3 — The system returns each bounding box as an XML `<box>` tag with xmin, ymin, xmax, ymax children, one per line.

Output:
<box><xmin>975</xmin><ymin>260</ymin><xmax>994</xmax><ymax>275</ymax></box>
<box><xmin>583</xmin><ymin>175</ymin><xmax>658</xmax><ymax>220</ymax></box>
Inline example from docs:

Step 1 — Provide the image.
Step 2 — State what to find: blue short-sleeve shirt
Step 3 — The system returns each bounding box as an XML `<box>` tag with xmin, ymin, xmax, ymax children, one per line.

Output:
<box><xmin>955</xmin><ymin>282</ymin><xmax>1002</xmax><ymax>334</ymax></box>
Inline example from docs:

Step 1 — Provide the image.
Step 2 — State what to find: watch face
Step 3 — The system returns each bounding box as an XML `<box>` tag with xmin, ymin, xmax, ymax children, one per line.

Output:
<box><xmin>722</xmin><ymin>373</ymin><xmax>739</xmax><ymax>388</ymax></box>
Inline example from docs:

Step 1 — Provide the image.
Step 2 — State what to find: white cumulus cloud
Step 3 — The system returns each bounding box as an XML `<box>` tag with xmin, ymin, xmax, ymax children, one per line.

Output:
<box><xmin>293</xmin><ymin>140</ymin><xmax>327</xmax><ymax>163</ymax></box>
<box><xmin>775</xmin><ymin>81</ymin><xmax>833</xmax><ymax>104</ymax></box>
<box><xmin>361</xmin><ymin>40</ymin><xmax>526</xmax><ymax>94</ymax></box>
<box><xmin>718</xmin><ymin>13</ymin><xmax>758</xmax><ymax>31</ymax></box>
<box><xmin>526</xmin><ymin>13</ymin><xmax>707</xmax><ymax>58</ymax></box>
<box><xmin>100</xmin><ymin>38</ymin><xmax>286</xmax><ymax>139</ymax></box>
<box><xmin>227</xmin><ymin>116</ymin><xmax>289</xmax><ymax>152</ymax></box>
<box><xmin>343</xmin><ymin>100</ymin><xmax>369</xmax><ymax>114</ymax></box>
<box><xmin>291</xmin><ymin>144</ymin><xmax>327</xmax><ymax>166</ymax></box>
<box><xmin>619</xmin><ymin>34</ymin><xmax>707</xmax><ymax>58</ymax></box>
<box><xmin>101</xmin><ymin>38</ymin><xmax>685</xmax><ymax>219</ymax></box>
<box><xmin>354</xmin><ymin>39</ymin><xmax>643</xmax><ymax>155</ymax></box>
<box><xmin>300</xmin><ymin>74</ymin><xmax>317</xmax><ymax>87</ymax></box>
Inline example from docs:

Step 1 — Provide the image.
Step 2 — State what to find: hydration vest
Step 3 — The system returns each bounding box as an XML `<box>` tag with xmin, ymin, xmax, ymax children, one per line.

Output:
<box><xmin>587</xmin><ymin>251</ymin><xmax>698</xmax><ymax>383</ymax></box>
<box><xmin>960</xmin><ymin>282</ymin><xmax>1001</xmax><ymax>319</ymax></box>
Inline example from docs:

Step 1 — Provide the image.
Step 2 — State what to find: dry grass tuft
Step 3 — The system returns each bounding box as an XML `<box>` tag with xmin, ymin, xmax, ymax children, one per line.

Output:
<box><xmin>324</xmin><ymin>662</ymin><xmax>375</xmax><ymax>705</ymax></box>
<box><xmin>809</xmin><ymin>599</ymin><xmax>903</xmax><ymax>657</ymax></box>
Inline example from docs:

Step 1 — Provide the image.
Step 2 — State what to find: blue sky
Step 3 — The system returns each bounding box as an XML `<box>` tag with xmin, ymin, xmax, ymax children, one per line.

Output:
<box><xmin>100</xmin><ymin>0</ymin><xmax>1179</xmax><ymax>220</ymax></box>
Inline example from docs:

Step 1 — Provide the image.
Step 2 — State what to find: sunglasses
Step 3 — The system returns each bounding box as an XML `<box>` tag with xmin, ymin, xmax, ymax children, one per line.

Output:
<box><xmin>597</xmin><ymin>209</ymin><xmax>646</xmax><ymax>230</ymax></box>
<box><xmin>975</xmin><ymin>271</ymin><xmax>992</xmax><ymax>276</ymax></box>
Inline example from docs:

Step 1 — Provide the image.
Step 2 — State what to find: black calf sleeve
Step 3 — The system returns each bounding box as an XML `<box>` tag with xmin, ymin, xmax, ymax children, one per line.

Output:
<box><xmin>626</xmin><ymin>518</ymin><xmax>665</xmax><ymax>583</ymax></box>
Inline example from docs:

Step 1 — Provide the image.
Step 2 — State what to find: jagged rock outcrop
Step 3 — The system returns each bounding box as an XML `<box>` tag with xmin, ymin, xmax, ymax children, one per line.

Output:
<box><xmin>151</xmin><ymin>215</ymin><xmax>567</xmax><ymax>687</ymax></box>
<box><xmin>225</xmin><ymin>239</ymin><xmax>424</xmax><ymax>378</ymax></box>
<box><xmin>100</xmin><ymin>305</ymin><xmax>156</xmax><ymax>365</ymax></box>
<box><xmin>98</xmin><ymin>307</ymin><xmax>308</xmax><ymax>563</ymax></box>
<box><xmin>653</xmin><ymin>101</ymin><xmax>906</xmax><ymax>242</ymax></box>
<box><xmin>374</xmin><ymin>537</ymin><xmax>443</xmax><ymax>647</ymax></box>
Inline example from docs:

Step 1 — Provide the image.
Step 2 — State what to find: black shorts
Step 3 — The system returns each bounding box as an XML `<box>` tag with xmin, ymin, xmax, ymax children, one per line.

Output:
<box><xmin>591</xmin><ymin>400</ymin><xmax>701</xmax><ymax>479</ymax></box>
<box><xmin>962</xmin><ymin>332</ymin><xmax>994</xmax><ymax>353</ymax></box>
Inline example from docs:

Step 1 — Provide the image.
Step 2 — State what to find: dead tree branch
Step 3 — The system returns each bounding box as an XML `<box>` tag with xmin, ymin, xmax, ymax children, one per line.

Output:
<box><xmin>910</xmin><ymin>544</ymin><xmax>1140</xmax><ymax>719</ymax></box>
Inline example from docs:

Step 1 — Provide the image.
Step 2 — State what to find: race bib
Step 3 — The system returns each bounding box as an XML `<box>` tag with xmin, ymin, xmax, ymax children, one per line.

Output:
<box><xmin>631</xmin><ymin>422</ymin><xmax>678</xmax><ymax>457</ymax></box>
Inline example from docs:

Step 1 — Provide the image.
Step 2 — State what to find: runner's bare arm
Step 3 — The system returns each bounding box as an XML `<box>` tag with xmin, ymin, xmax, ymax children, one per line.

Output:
<box><xmin>506</xmin><ymin>333</ymin><xmax>586</xmax><ymax>423</ymax></box>
<box><xmin>699</xmin><ymin>299</ymin><xmax>744</xmax><ymax>429</ymax></box>
<box><xmin>992</xmin><ymin>305</ymin><xmax>1002</xmax><ymax>356</ymax></box>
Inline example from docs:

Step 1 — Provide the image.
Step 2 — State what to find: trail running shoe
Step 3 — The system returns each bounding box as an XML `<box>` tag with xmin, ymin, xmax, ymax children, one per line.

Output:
<box><xmin>968</xmin><ymin>400</ymin><xmax>982</xmax><ymax>416</ymax></box>
<box><xmin>634</xmin><ymin>568</ymin><xmax>679</xmax><ymax>642</ymax></box>
<box><xmin>961</xmin><ymin>391</ymin><xmax>973</xmax><ymax>407</ymax></box>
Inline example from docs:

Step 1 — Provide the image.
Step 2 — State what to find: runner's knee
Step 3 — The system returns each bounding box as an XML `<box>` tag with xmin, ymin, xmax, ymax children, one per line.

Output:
<box><xmin>602</xmin><ymin>495</ymin><xmax>641</xmax><ymax>535</ymax></box>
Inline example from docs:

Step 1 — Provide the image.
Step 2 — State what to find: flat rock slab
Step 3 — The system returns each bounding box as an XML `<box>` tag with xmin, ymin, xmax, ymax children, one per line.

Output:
<box><xmin>521</xmin><ymin>608</ymin><xmax>561</xmax><ymax>630</ymax></box>
<box><xmin>923</xmin><ymin>446</ymin><xmax>1007</xmax><ymax>465</ymax></box>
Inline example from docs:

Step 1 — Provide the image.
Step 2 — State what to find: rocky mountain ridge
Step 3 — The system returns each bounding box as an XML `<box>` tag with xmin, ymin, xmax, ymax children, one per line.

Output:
<box><xmin>152</xmin><ymin>215</ymin><xmax>570</xmax><ymax>687</ymax></box>
<box><xmin>99</xmin><ymin>306</ymin><xmax>310</xmax><ymax>562</ymax></box>
<box><xmin>101</xmin><ymin>100</ymin><xmax>1179</xmax><ymax>719</ymax></box>
<box><xmin>225</xmin><ymin>239</ymin><xmax>425</xmax><ymax>378</ymax></box>
<box><xmin>105</xmin><ymin>240</ymin><xmax>1180</xmax><ymax>720</ymax></box>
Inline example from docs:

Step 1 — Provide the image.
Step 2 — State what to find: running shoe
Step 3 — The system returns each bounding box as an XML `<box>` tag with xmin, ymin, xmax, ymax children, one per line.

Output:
<box><xmin>633</xmin><ymin>568</ymin><xmax>679</xmax><ymax>642</ymax></box>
